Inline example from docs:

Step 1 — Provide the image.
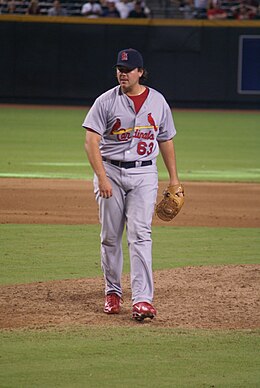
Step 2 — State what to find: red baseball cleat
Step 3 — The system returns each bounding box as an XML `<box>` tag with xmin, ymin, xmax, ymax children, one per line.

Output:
<box><xmin>104</xmin><ymin>293</ymin><xmax>122</xmax><ymax>314</ymax></box>
<box><xmin>132</xmin><ymin>302</ymin><xmax>157</xmax><ymax>321</ymax></box>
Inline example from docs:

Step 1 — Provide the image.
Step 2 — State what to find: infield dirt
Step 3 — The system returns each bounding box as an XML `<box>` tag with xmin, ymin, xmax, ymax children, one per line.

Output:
<box><xmin>0</xmin><ymin>178</ymin><xmax>259</xmax><ymax>330</ymax></box>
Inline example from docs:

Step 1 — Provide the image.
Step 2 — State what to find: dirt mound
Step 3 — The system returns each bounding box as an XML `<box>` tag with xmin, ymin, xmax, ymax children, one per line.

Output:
<box><xmin>1</xmin><ymin>265</ymin><xmax>259</xmax><ymax>330</ymax></box>
<box><xmin>1</xmin><ymin>178</ymin><xmax>259</xmax><ymax>330</ymax></box>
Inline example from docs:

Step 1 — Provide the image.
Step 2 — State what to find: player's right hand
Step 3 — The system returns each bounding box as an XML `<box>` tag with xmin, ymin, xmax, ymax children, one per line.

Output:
<box><xmin>98</xmin><ymin>177</ymin><xmax>113</xmax><ymax>199</ymax></box>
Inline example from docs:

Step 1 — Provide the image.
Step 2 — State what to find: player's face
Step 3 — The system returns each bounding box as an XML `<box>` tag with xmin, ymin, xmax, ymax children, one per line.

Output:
<box><xmin>116</xmin><ymin>66</ymin><xmax>144</xmax><ymax>94</ymax></box>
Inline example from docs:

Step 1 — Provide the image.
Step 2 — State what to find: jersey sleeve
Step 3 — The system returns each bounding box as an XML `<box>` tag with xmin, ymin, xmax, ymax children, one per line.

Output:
<box><xmin>157</xmin><ymin>101</ymin><xmax>176</xmax><ymax>142</ymax></box>
<box><xmin>82</xmin><ymin>97</ymin><xmax>107</xmax><ymax>136</ymax></box>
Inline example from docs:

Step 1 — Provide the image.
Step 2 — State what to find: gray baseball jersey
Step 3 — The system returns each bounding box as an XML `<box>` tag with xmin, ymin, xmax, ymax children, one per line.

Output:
<box><xmin>82</xmin><ymin>85</ymin><xmax>176</xmax><ymax>161</ymax></box>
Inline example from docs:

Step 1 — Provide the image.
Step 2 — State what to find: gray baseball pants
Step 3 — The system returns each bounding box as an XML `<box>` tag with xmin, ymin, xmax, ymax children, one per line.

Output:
<box><xmin>93</xmin><ymin>162</ymin><xmax>158</xmax><ymax>305</ymax></box>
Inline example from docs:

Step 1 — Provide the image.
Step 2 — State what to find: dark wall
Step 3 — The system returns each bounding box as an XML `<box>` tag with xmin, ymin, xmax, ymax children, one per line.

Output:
<box><xmin>0</xmin><ymin>19</ymin><xmax>259</xmax><ymax>108</ymax></box>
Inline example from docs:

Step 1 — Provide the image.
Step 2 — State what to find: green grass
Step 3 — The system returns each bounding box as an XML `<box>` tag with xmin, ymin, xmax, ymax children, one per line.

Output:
<box><xmin>0</xmin><ymin>224</ymin><xmax>259</xmax><ymax>387</ymax></box>
<box><xmin>0</xmin><ymin>327</ymin><xmax>259</xmax><ymax>388</ymax></box>
<box><xmin>0</xmin><ymin>106</ymin><xmax>259</xmax><ymax>182</ymax></box>
<box><xmin>172</xmin><ymin>110</ymin><xmax>260</xmax><ymax>182</ymax></box>
<box><xmin>0</xmin><ymin>107</ymin><xmax>91</xmax><ymax>179</ymax></box>
<box><xmin>0</xmin><ymin>106</ymin><xmax>260</xmax><ymax>388</ymax></box>
<box><xmin>0</xmin><ymin>224</ymin><xmax>259</xmax><ymax>285</ymax></box>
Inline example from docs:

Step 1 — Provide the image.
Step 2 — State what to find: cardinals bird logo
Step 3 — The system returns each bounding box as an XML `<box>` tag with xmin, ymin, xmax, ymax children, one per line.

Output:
<box><xmin>148</xmin><ymin>113</ymin><xmax>158</xmax><ymax>131</ymax></box>
<box><xmin>111</xmin><ymin>118</ymin><xmax>122</xmax><ymax>134</ymax></box>
<box><xmin>110</xmin><ymin>118</ymin><xmax>132</xmax><ymax>135</ymax></box>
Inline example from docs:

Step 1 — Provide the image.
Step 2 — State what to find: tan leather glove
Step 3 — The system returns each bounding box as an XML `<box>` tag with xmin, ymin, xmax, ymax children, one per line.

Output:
<box><xmin>155</xmin><ymin>184</ymin><xmax>185</xmax><ymax>221</ymax></box>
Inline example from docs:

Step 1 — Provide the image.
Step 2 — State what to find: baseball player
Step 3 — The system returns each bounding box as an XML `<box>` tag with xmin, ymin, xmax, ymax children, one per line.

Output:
<box><xmin>83</xmin><ymin>48</ymin><xmax>182</xmax><ymax>321</ymax></box>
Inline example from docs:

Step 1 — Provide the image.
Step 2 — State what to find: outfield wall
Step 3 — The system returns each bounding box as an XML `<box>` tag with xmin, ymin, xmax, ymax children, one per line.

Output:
<box><xmin>0</xmin><ymin>16</ymin><xmax>260</xmax><ymax>108</ymax></box>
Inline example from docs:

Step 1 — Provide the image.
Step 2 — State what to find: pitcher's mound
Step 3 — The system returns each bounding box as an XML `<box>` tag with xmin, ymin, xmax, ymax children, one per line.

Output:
<box><xmin>1</xmin><ymin>264</ymin><xmax>259</xmax><ymax>330</ymax></box>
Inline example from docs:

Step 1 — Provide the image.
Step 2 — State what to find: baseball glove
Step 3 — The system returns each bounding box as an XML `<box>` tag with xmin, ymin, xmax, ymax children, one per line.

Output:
<box><xmin>155</xmin><ymin>184</ymin><xmax>185</xmax><ymax>222</ymax></box>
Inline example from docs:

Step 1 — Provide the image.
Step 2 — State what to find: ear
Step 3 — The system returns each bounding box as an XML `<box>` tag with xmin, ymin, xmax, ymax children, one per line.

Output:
<box><xmin>138</xmin><ymin>68</ymin><xmax>144</xmax><ymax>77</ymax></box>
